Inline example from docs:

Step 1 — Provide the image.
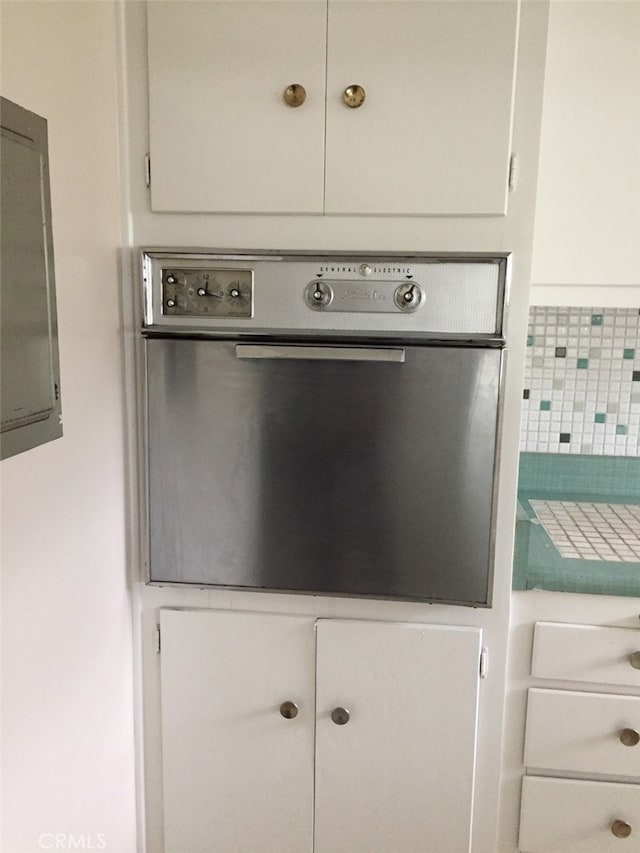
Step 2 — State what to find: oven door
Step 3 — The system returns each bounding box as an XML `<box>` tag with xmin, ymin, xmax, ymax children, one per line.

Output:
<box><xmin>145</xmin><ymin>337</ymin><xmax>502</xmax><ymax>605</ymax></box>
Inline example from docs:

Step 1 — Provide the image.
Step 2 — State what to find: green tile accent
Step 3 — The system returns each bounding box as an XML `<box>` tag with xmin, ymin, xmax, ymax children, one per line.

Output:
<box><xmin>577</xmin><ymin>358</ymin><xmax>589</xmax><ymax>369</ymax></box>
<box><xmin>595</xmin><ymin>412</ymin><xmax>606</xmax><ymax>423</ymax></box>
<box><xmin>591</xmin><ymin>314</ymin><xmax>603</xmax><ymax>326</ymax></box>
<box><xmin>540</xmin><ymin>400</ymin><xmax>551</xmax><ymax>411</ymax></box>
<box><xmin>623</xmin><ymin>348</ymin><xmax>635</xmax><ymax>359</ymax></box>
<box><xmin>616</xmin><ymin>424</ymin><xmax>627</xmax><ymax>435</ymax></box>
<box><xmin>526</xmin><ymin>335</ymin><xmax>534</xmax><ymax>346</ymax></box>
<box><xmin>518</xmin><ymin>453</ymin><xmax>640</xmax><ymax>500</ymax></box>
<box><xmin>514</xmin><ymin>453</ymin><xmax>640</xmax><ymax>597</ymax></box>
<box><xmin>513</xmin><ymin>510</ymin><xmax>640</xmax><ymax>596</ymax></box>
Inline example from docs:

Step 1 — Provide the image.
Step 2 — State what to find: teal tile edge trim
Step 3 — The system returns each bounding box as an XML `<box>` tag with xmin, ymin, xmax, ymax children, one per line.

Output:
<box><xmin>518</xmin><ymin>453</ymin><xmax>640</xmax><ymax>501</ymax></box>
<box><xmin>513</xmin><ymin>500</ymin><xmax>640</xmax><ymax>597</ymax></box>
<box><xmin>514</xmin><ymin>453</ymin><xmax>640</xmax><ymax>597</ymax></box>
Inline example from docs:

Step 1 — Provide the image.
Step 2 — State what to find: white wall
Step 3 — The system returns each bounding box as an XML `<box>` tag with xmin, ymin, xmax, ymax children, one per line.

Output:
<box><xmin>530</xmin><ymin>0</ymin><xmax>640</xmax><ymax>307</ymax></box>
<box><xmin>1</xmin><ymin>3</ymin><xmax>137</xmax><ymax>851</ymax></box>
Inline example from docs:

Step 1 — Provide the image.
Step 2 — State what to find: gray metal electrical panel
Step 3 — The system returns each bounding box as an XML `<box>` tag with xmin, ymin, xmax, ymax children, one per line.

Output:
<box><xmin>1</xmin><ymin>96</ymin><xmax>62</xmax><ymax>459</ymax></box>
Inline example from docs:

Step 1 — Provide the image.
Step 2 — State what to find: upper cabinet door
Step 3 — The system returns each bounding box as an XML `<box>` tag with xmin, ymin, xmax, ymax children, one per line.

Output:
<box><xmin>147</xmin><ymin>1</ymin><xmax>327</xmax><ymax>213</ymax></box>
<box><xmin>324</xmin><ymin>0</ymin><xmax>519</xmax><ymax>215</ymax></box>
<box><xmin>314</xmin><ymin>620</ymin><xmax>482</xmax><ymax>853</ymax></box>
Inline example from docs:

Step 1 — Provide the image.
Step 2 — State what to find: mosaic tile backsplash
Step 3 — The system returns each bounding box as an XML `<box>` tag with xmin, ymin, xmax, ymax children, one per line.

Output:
<box><xmin>521</xmin><ymin>307</ymin><xmax>640</xmax><ymax>456</ymax></box>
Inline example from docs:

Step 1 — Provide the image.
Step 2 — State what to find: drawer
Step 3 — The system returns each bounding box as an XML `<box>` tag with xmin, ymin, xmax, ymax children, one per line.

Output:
<box><xmin>524</xmin><ymin>689</ymin><xmax>640</xmax><ymax>778</ymax></box>
<box><xmin>532</xmin><ymin>623</ymin><xmax>640</xmax><ymax>688</ymax></box>
<box><xmin>519</xmin><ymin>776</ymin><xmax>640</xmax><ymax>852</ymax></box>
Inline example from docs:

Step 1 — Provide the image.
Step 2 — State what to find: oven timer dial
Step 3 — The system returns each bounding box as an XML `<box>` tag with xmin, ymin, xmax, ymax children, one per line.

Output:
<box><xmin>394</xmin><ymin>282</ymin><xmax>424</xmax><ymax>312</ymax></box>
<box><xmin>305</xmin><ymin>281</ymin><xmax>333</xmax><ymax>310</ymax></box>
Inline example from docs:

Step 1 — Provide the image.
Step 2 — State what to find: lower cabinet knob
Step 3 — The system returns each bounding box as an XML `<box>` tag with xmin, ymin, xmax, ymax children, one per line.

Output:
<box><xmin>279</xmin><ymin>701</ymin><xmax>298</xmax><ymax>719</ymax></box>
<box><xmin>630</xmin><ymin>651</ymin><xmax>640</xmax><ymax>670</ymax></box>
<box><xmin>611</xmin><ymin>820</ymin><xmax>632</xmax><ymax>839</ymax></box>
<box><xmin>331</xmin><ymin>707</ymin><xmax>350</xmax><ymax>725</ymax></box>
<box><xmin>619</xmin><ymin>728</ymin><xmax>640</xmax><ymax>747</ymax></box>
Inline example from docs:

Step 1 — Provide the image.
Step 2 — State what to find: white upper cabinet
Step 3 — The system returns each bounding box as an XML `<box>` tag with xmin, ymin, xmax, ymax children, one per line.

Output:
<box><xmin>147</xmin><ymin>1</ymin><xmax>328</xmax><ymax>214</ymax></box>
<box><xmin>532</xmin><ymin>1</ymin><xmax>640</xmax><ymax>287</ymax></box>
<box><xmin>324</xmin><ymin>0</ymin><xmax>518</xmax><ymax>215</ymax></box>
<box><xmin>147</xmin><ymin>0</ymin><xmax>519</xmax><ymax>215</ymax></box>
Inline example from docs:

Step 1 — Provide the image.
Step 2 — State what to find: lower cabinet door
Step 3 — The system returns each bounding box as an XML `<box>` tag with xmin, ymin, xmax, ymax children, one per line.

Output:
<box><xmin>520</xmin><ymin>776</ymin><xmax>640</xmax><ymax>852</ymax></box>
<box><xmin>158</xmin><ymin>611</ymin><xmax>482</xmax><ymax>853</ymax></box>
<box><xmin>314</xmin><ymin>620</ymin><xmax>482</xmax><ymax>853</ymax></box>
<box><xmin>159</xmin><ymin>609</ymin><xmax>316</xmax><ymax>853</ymax></box>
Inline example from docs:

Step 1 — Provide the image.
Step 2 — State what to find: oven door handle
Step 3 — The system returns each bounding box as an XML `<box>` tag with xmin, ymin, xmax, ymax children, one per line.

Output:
<box><xmin>235</xmin><ymin>344</ymin><xmax>405</xmax><ymax>363</ymax></box>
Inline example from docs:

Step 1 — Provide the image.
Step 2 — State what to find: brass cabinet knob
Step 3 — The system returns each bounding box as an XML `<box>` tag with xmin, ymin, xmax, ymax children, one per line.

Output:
<box><xmin>331</xmin><ymin>707</ymin><xmax>350</xmax><ymax>725</ymax></box>
<box><xmin>619</xmin><ymin>728</ymin><xmax>640</xmax><ymax>746</ymax></box>
<box><xmin>279</xmin><ymin>701</ymin><xmax>299</xmax><ymax>719</ymax></box>
<box><xmin>630</xmin><ymin>651</ymin><xmax>640</xmax><ymax>669</ymax></box>
<box><xmin>283</xmin><ymin>84</ymin><xmax>306</xmax><ymax>107</ymax></box>
<box><xmin>611</xmin><ymin>819</ymin><xmax>632</xmax><ymax>839</ymax></box>
<box><xmin>342</xmin><ymin>85</ymin><xmax>366</xmax><ymax>109</ymax></box>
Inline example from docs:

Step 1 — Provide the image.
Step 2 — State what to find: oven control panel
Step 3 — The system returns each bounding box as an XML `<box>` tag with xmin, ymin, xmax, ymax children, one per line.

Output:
<box><xmin>142</xmin><ymin>250</ymin><xmax>508</xmax><ymax>341</ymax></box>
<box><xmin>162</xmin><ymin>267</ymin><xmax>253</xmax><ymax>318</ymax></box>
<box><xmin>305</xmin><ymin>279</ymin><xmax>424</xmax><ymax>313</ymax></box>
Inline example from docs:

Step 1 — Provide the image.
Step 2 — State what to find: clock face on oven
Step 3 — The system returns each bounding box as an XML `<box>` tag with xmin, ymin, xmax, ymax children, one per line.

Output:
<box><xmin>162</xmin><ymin>267</ymin><xmax>253</xmax><ymax>318</ymax></box>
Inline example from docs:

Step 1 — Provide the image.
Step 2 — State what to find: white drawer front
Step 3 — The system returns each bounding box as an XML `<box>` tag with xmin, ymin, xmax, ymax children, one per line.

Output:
<box><xmin>532</xmin><ymin>623</ymin><xmax>640</xmax><ymax>688</ymax></box>
<box><xmin>520</xmin><ymin>776</ymin><xmax>640</xmax><ymax>853</ymax></box>
<box><xmin>524</xmin><ymin>689</ymin><xmax>640</xmax><ymax>778</ymax></box>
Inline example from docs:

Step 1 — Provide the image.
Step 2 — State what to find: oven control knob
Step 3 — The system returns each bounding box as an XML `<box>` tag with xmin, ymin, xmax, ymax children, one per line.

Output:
<box><xmin>305</xmin><ymin>281</ymin><xmax>333</xmax><ymax>310</ymax></box>
<box><xmin>394</xmin><ymin>282</ymin><xmax>423</xmax><ymax>312</ymax></box>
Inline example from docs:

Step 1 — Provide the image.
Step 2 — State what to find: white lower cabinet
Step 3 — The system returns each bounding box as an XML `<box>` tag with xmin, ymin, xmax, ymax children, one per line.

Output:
<box><xmin>158</xmin><ymin>609</ymin><xmax>482</xmax><ymax>853</ymax></box>
<box><xmin>524</xmin><ymin>689</ymin><xmax>640</xmax><ymax>778</ymax></box>
<box><xmin>520</xmin><ymin>777</ymin><xmax>640</xmax><ymax>853</ymax></box>
<box><xmin>519</xmin><ymin>621</ymin><xmax>640</xmax><ymax>852</ymax></box>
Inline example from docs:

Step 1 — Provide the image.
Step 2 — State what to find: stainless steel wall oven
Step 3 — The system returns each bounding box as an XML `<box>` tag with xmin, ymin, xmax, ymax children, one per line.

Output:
<box><xmin>141</xmin><ymin>250</ymin><xmax>508</xmax><ymax>606</ymax></box>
